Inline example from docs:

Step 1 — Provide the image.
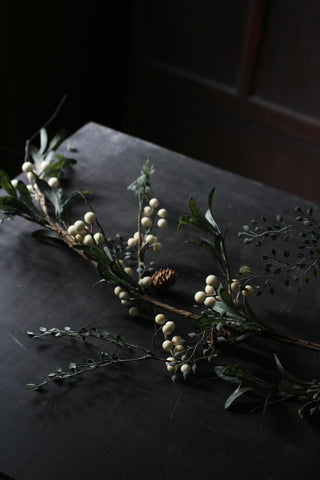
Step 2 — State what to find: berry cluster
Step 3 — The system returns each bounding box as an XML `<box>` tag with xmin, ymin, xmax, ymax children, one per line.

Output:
<box><xmin>67</xmin><ymin>212</ymin><xmax>104</xmax><ymax>246</ymax></box>
<box><xmin>19</xmin><ymin>160</ymin><xmax>59</xmax><ymax>193</ymax></box>
<box><xmin>194</xmin><ymin>274</ymin><xmax>220</xmax><ymax>307</ymax></box>
<box><xmin>154</xmin><ymin>313</ymin><xmax>191</xmax><ymax>377</ymax></box>
<box><xmin>194</xmin><ymin>268</ymin><xmax>254</xmax><ymax>308</ymax></box>
<box><xmin>232</xmin><ymin>265</ymin><xmax>255</xmax><ymax>298</ymax></box>
<box><xmin>127</xmin><ymin>197</ymin><xmax>167</xmax><ymax>254</ymax></box>
<box><xmin>113</xmin><ymin>281</ymin><xmax>139</xmax><ymax>316</ymax></box>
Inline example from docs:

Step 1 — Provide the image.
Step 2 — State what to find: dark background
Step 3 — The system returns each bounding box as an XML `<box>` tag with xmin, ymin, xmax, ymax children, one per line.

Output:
<box><xmin>2</xmin><ymin>1</ymin><xmax>320</xmax><ymax>203</ymax></box>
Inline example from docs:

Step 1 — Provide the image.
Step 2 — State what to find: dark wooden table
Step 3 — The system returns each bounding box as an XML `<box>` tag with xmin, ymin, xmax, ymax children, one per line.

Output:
<box><xmin>1</xmin><ymin>123</ymin><xmax>320</xmax><ymax>480</ymax></box>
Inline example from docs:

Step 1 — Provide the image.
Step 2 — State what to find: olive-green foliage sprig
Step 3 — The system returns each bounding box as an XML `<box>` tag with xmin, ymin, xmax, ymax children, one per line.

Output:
<box><xmin>178</xmin><ymin>189</ymin><xmax>231</xmax><ymax>284</ymax></box>
<box><xmin>239</xmin><ymin>206</ymin><xmax>320</xmax><ymax>293</ymax></box>
<box><xmin>0</xmin><ymin>128</ymin><xmax>84</xmax><ymax>228</ymax></box>
<box><xmin>127</xmin><ymin>155</ymin><xmax>155</xmax><ymax>208</ymax></box>
<box><xmin>26</xmin><ymin>326</ymin><xmax>155</xmax><ymax>391</ymax></box>
<box><xmin>4</xmin><ymin>130</ymin><xmax>320</xmax><ymax>419</ymax></box>
<box><xmin>215</xmin><ymin>354</ymin><xmax>320</xmax><ymax>418</ymax></box>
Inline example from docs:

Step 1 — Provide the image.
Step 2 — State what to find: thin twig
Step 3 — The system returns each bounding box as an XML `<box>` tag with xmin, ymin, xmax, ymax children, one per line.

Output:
<box><xmin>29</xmin><ymin>94</ymin><xmax>68</xmax><ymax>144</ymax></box>
<box><xmin>24</xmin><ymin>93</ymin><xmax>68</xmax><ymax>162</ymax></box>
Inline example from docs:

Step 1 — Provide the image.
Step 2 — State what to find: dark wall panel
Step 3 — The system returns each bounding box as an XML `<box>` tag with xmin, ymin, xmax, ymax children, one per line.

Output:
<box><xmin>134</xmin><ymin>65</ymin><xmax>320</xmax><ymax>202</ymax></box>
<box><xmin>254</xmin><ymin>0</ymin><xmax>320</xmax><ymax>117</ymax></box>
<box><xmin>136</xmin><ymin>0</ymin><xmax>251</xmax><ymax>87</ymax></box>
<box><xmin>125</xmin><ymin>0</ymin><xmax>320</xmax><ymax>203</ymax></box>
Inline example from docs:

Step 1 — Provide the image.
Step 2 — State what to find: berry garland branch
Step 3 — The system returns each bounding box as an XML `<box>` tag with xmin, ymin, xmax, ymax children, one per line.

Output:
<box><xmin>2</xmin><ymin>129</ymin><xmax>320</xmax><ymax>416</ymax></box>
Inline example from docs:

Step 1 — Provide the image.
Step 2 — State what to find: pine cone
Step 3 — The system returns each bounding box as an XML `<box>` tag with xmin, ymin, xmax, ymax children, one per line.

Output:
<box><xmin>152</xmin><ymin>267</ymin><xmax>178</xmax><ymax>289</ymax></box>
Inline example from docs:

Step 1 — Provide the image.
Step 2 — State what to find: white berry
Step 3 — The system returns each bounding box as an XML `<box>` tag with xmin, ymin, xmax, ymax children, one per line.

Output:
<box><xmin>114</xmin><ymin>286</ymin><xmax>122</xmax><ymax>296</ymax></box>
<box><xmin>83</xmin><ymin>234</ymin><xmax>94</xmax><ymax>246</ymax></box>
<box><xmin>129</xmin><ymin>307</ymin><xmax>139</xmax><ymax>317</ymax></box>
<box><xmin>84</xmin><ymin>211</ymin><xmax>96</xmax><ymax>224</ymax></box>
<box><xmin>231</xmin><ymin>280</ymin><xmax>241</xmax><ymax>291</ymax></box>
<box><xmin>74</xmin><ymin>220</ymin><xmax>86</xmax><ymax>233</ymax></box>
<box><xmin>157</xmin><ymin>219</ymin><xmax>167</xmax><ymax>229</ymax></box>
<box><xmin>166</xmin><ymin>364</ymin><xmax>177</xmax><ymax>372</ymax></box>
<box><xmin>166</xmin><ymin>357</ymin><xmax>177</xmax><ymax>372</ymax></box>
<box><xmin>206</xmin><ymin>275</ymin><xmax>218</xmax><ymax>287</ymax></box>
<box><xmin>27</xmin><ymin>171</ymin><xmax>35</xmax><ymax>182</ymax></box>
<box><xmin>67</xmin><ymin>225</ymin><xmax>77</xmax><ymax>236</ymax></box>
<box><xmin>157</xmin><ymin>208</ymin><xmax>167</xmax><ymax>218</ymax></box>
<box><xmin>181</xmin><ymin>364</ymin><xmax>191</xmax><ymax>374</ymax></box>
<box><xmin>174</xmin><ymin>344</ymin><xmax>184</xmax><ymax>353</ymax></box>
<box><xmin>162</xmin><ymin>340</ymin><xmax>173</xmax><ymax>351</ymax></box>
<box><xmin>48</xmin><ymin>177</ymin><xmax>59</xmax><ymax>188</ymax></box>
<box><xmin>119</xmin><ymin>291</ymin><xmax>129</xmax><ymax>301</ymax></box>
<box><xmin>149</xmin><ymin>198</ymin><xmax>159</xmax><ymax>208</ymax></box>
<box><xmin>94</xmin><ymin>232</ymin><xmax>104</xmax><ymax>244</ymax></box>
<box><xmin>124</xmin><ymin>267</ymin><xmax>133</xmax><ymax>276</ymax></box>
<box><xmin>239</xmin><ymin>265</ymin><xmax>251</xmax><ymax>275</ymax></box>
<box><xmin>121</xmin><ymin>300</ymin><xmax>131</xmax><ymax>306</ymax></box>
<box><xmin>155</xmin><ymin>314</ymin><xmax>166</xmax><ymax>325</ymax></box>
<box><xmin>162</xmin><ymin>321</ymin><xmax>175</xmax><ymax>335</ymax></box>
<box><xmin>141</xmin><ymin>216</ymin><xmax>151</xmax><ymax>227</ymax></box>
<box><xmin>143</xmin><ymin>206</ymin><xmax>153</xmax><ymax>216</ymax></box>
<box><xmin>205</xmin><ymin>285</ymin><xmax>215</xmax><ymax>295</ymax></box>
<box><xmin>172</xmin><ymin>335</ymin><xmax>182</xmax><ymax>345</ymax></box>
<box><xmin>204</xmin><ymin>296</ymin><xmax>216</xmax><ymax>307</ymax></box>
<box><xmin>22</xmin><ymin>162</ymin><xmax>33</xmax><ymax>173</ymax></box>
<box><xmin>194</xmin><ymin>291</ymin><xmax>206</xmax><ymax>303</ymax></box>
<box><xmin>145</xmin><ymin>234</ymin><xmax>156</xmax><ymax>244</ymax></box>
<box><xmin>127</xmin><ymin>237</ymin><xmax>137</xmax><ymax>247</ymax></box>
<box><xmin>153</xmin><ymin>242</ymin><xmax>163</xmax><ymax>252</ymax></box>
<box><xmin>242</xmin><ymin>285</ymin><xmax>254</xmax><ymax>296</ymax></box>
<box><xmin>166</xmin><ymin>356</ymin><xmax>175</xmax><ymax>364</ymax></box>
<box><xmin>75</xmin><ymin>234</ymin><xmax>84</xmax><ymax>242</ymax></box>
<box><xmin>11</xmin><ymin>179</ymin><xmax>18</xmax><ymax>188</ymax></box>
<box><xmin>139</xmin><ymin>276</ymin><xmax>152</xmax><ymax>288</ymax></box>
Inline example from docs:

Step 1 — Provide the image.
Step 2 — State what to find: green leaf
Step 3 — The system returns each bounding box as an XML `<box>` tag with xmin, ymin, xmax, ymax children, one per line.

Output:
<box><xmin>219</xmin><ymin>287</ymin><xmax>235</xmax><ymax>310</ymax></box>
<box><xmin>0</xmin><ymin>195</ymin><xmax>22</xmax><ymax>215</ymax></box>
<box><xmin>186</xmin><ymin>239</ymin><xmax>225</xmax><ymax>271</ymax></box>
<box><xmin>39</xmin><ymin>128</ymin><xmax>48</xmax><ymax>154</ymax></box>
<box><xmin>178</xmin><ymin>214</ymin><xmax>201</xmax><ymax>231</ymax></box>
<box><xmin>0</xmin><ymin>170</ymin><xmax>17</xmax><ymax>196</ymax></box>
<box><xmin>208</xmin><ymin>188</ymin><xmax>216</xmax><ymax>216</ymax></box>
<box><xmin>36</xmin><ymin>178</ymin><xmax>64</xmax><ymax>219</ymax></box>
<box><xmin>224</xmin><ymin>385</ymin><xmax>254</xmax><ymax>410</ymax></box>
<box><xmin>60</xmin><ymin>190</ymin><xmax>91</xmax><ymax>223</ymax></box>
<box><xmin>205</xmin><ymin>189</ymin><xmax>220</xmax><ymax>234</ymax></box>
<box><xmin>103</xmin><ymin>245</ymin><xmax>115</xmax><ymax>262</ymax></box>
<box><xmin>47</xmin><ymin>129</ymin><xmax>67</xmax><ymax>152</ymax></box>
<box><xmin>216</xmin><ymin>286</ymin><xmax>246</xmax><ymax>321</ymax></box>
<box><xmin>274</xmin><ymin>354</ymin><xmax>309</xmax><ymax>385</ymax></box>
<box><xmin>74</xmin><ymin>244</ymin><xmax>110</xmax><ymax>265</ymax></box>
<box><xmin>215</xmin><ymin>365</ymin><xmax>242</xmax><ymax>385</ymax></box>
<box><xmin>15</xmin><ymin>181</ymin><xmax>44</xmax><ymax>221</ymax></box>
<box><xmin>193</xmin><ymin>316</ymin><xmax>215</xmax><ymax>331</ymax></box>
<box><xmin>27</xmin><ymin>144</ymin><xmax>42</xmax><ymax>168</ymax></box>
<box><xmin>92</xmin><ymin>278</ymin><xmax>107</xmax><ymax>289</ymax></box>
<box><xmin>127</xmin><ymin>156</ymin><xmax>155</xmax><ymax>205</ymax></box>
<box><xmin>31</xmin><ymin>229</ymin><xmax>66</xmax><ymax>246</ymax></box>
<box><xmin>188</xmin><ymin>196</ymin><xmax>214</xmax><ymax>233</ymax></box>
<box><xmin>49</xmin><ymin>155</ymin><xmax>77</xmax><ymax>176</ymax></box>
<box><xmin>222</xmin><ymin>364</ymin><xmax>252</xmax><ymax>381</ymax></box>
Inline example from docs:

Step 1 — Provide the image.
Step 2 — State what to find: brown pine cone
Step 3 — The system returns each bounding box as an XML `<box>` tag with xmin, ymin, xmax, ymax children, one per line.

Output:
<box><xmin>152</xmin><ymin>267</ymin><xmax>178</xmax><ymax>289</ymax></box>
